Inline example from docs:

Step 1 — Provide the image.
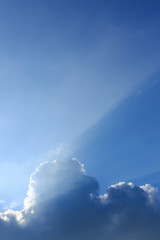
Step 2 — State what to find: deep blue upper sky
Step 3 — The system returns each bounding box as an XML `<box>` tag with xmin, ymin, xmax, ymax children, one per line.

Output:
<box><xmin>0</xmin><ymin>0</ymin><xmax>159</xmax><ymax>209</ymax></box>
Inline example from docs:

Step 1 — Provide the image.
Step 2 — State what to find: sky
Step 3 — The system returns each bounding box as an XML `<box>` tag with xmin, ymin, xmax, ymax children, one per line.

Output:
<box><xmin>0</xmin><ymin>0</ymin><xmax>160</xmax><ymax>238</ymax></box>
<box><xmin>73</xmin><ymin>76</ymin><xmax>160</xmax><ymax>191</ymax></box>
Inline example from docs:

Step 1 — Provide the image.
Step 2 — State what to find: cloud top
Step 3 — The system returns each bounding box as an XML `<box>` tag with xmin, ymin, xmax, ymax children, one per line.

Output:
<box><xmin>0</xmin><ymin>159</ymin><xmax>160</xmax><ymax>240</ymax></box>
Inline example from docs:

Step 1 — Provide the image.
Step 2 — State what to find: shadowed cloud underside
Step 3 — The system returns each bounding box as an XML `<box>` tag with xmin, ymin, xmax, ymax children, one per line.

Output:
<box><xmin>0</xmin><ymin>159</ymin><xmax>160</xmax><ymax>240</ymax></box>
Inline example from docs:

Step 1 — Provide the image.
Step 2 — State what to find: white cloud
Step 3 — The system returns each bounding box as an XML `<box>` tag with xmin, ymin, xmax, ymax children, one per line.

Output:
<box><xmin>0</xmin><ymin>159</ymin><xmax>160</xmax><ymax>239</ymax></box>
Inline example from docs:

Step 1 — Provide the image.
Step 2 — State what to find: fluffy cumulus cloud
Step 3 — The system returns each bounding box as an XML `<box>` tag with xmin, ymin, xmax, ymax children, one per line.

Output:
<box><xmin>0</xmin><ymin>159</ymin><xmax>160</xmax><ymax>239</ymax></box>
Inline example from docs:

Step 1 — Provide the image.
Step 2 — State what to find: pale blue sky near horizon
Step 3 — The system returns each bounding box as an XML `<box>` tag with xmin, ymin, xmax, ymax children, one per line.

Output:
<box><xmin>0</xmin><ymin>0</ymin><xmax>160</xmax><ymax>209</ymax></box>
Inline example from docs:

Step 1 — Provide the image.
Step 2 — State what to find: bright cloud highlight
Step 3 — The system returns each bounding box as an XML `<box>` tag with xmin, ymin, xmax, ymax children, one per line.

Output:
<box><xmin>0</xmin><ymin>159</ymin><xmax>160</xmax><ymax>240</ymax></box>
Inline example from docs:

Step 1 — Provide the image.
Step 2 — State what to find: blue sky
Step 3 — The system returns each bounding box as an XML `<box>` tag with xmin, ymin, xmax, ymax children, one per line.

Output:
<box><xmin>73</xmin><ymin>75</ymin><xmax>160</xmax><ymax>190</ymax></box>
<box><xmin>0</xmin><ymin>0</ymin><xmax>159</xmax><ymax>212</ymax></box>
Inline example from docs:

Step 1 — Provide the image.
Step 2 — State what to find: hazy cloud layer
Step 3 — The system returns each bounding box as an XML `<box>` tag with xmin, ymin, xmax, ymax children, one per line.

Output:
<box><xmin>0</xmin><ymin>159</ymin><xmax>160</xmax><ymax>239</ymax></box>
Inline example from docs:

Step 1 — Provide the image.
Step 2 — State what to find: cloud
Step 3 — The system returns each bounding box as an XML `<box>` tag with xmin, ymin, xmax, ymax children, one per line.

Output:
<box><xmin>0</xmin><ymin>159</ymin><xmax>160</xmax><ymax>240</ymax></box>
